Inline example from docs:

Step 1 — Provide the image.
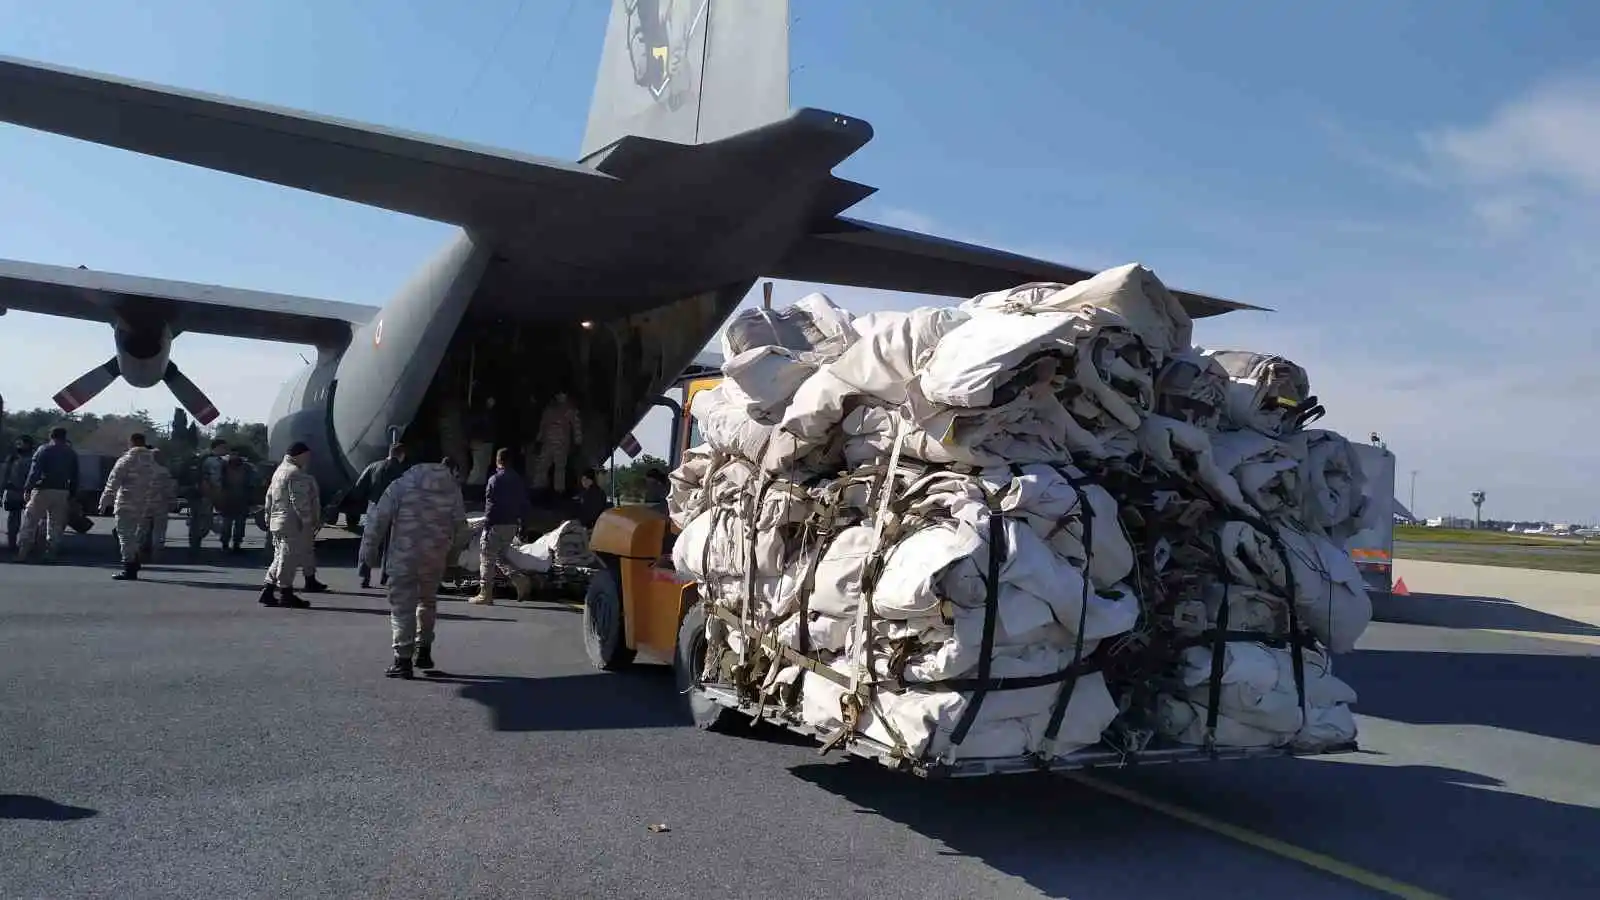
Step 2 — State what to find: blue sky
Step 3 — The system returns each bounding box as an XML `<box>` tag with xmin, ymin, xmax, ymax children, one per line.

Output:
<box><xmin>2</xmin><ymin>0</ymin><xmax>1597</xmax><ymax>522</ymax></box>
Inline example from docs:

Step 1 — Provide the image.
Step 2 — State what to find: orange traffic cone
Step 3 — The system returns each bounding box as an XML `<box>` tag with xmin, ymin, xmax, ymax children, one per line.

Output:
<box><xmin>1393</xmin><ymin>578</ymin><xmax>1410</xmax><ymax>596</ymax></box>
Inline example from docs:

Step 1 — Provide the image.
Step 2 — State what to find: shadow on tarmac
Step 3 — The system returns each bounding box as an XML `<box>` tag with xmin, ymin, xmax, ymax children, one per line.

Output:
<box><xmin>423</xmin><ymin>669</ymin><xmax>685</xmax><ymax>732</ymax></box>
<box><xmin>1374</xmin><ymin>591</ymin><xmax>1600</xmax><ymax>637</ymax></box>
<box><xmin>0</xmin><ymin>794</ymin><xmax>98</xmax><ymax>821</ymax></box>
<box><xmin>1340</xmin><ymin>648</ymin><xmax>1600</xmax><ymax>745</ymax></box>
<box><xmin>792</xmin><ymin>752</ymin><xmax>1600</xmax><ymax>900</ymax></box>
<box><xmin>426</xmin><ymin>667</ymin><xmax>821</xmax><ymax>747</ymax></box>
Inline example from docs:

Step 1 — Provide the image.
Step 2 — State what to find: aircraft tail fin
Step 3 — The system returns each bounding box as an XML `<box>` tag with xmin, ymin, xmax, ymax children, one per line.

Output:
<box><xmin>580</xmin><ymin>0</ymin><xmax>790</xmax><ymax>159</ymax></box>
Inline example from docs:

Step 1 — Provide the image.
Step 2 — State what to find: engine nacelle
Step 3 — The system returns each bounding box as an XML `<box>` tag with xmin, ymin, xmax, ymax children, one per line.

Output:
<box><xmin>113</xmin><ymin>322</ymin><xmax>173</xmax><ymax>388</ymax></box>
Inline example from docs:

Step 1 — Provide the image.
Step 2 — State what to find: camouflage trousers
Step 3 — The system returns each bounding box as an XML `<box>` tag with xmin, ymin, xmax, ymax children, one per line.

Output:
<box><xmin>478</xmin><ymin>523</ymin><xmax>520</xmax><ymax>592</ymax></box>
<box><xmin>114</xmin><ymin>509</ymin><xmax>150</xmax><ymax>565</ymax></box>
<box><xmin>188</xmin><ymin>497</ymin><xmax>215</xmax><ymax>548</ymax></box>
<box><xmin>530</xmin><ymin>441</ymin><xmax>571</xmax><ymax>493</ymax></box>
<box><xmin>388</xmin><ymin>571</ymin><xmax>443</xmax><ymax>654</ymax></box>
<box><xmin>266</xmin><ymin>528</ymin><xmax>314</xmax><ymax>589</ymax></box>
<box><xmin>16</xmin><ymin>489</ymin><xmax>70</xmax><ymax>559</ymax></box>
<box><xmin>145</xmin><ymin>513</ymin><xmax>169</xmax><ymax>561</ymax></box>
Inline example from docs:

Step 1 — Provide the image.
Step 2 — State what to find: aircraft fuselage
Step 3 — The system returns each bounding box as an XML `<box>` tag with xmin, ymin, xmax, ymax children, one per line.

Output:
<box><xmin>265</xmin><ymin>110</ymin><xmax>876</xmax><ymax>511</ymax></box>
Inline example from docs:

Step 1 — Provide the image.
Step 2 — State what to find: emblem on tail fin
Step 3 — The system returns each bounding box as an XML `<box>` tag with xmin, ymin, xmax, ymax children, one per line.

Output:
<box><xmin>624</xmin><ymin>0</ymin><xmax>709</xmax><ymax>106</ymax></box>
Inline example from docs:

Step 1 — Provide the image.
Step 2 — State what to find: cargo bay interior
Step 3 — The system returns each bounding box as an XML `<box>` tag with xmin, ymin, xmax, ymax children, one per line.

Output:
<box><xmin>402</xmin><ymin>285</ymin><xmax>743</xmax><ymax>511</ymax></box>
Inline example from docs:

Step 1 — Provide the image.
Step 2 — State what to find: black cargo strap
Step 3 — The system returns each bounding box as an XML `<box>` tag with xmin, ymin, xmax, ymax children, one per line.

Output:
<box><xmin>1204</xmin><ymin>533</ymin><xmax>1233</xmax><ymax>746</ymax></box>
<box><xmin>1235</xmin><ymin>513</ymin><xmax>1310</xmax><ymax>718</ymax></box>
<box><xmin>1038</xmin><ymin>472</ymin><xmax>1094</xmax><ymax>760</ymax></box>
<box><xmin>945</xmin><ymin>487</ymin><xmax>1007</xmax><ymax>748</ymax></box>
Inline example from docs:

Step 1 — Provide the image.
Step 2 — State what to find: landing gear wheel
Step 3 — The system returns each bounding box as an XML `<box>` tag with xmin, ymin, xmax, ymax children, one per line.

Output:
<box><xmin>582</xmin><ymin>558</ymin><xmax>635</xmax><ymax>671</ymax></box>
<box><xmin>675</xmin><ymin>600</ymin><xmax>739</xmax><ymax>732</ymax></box>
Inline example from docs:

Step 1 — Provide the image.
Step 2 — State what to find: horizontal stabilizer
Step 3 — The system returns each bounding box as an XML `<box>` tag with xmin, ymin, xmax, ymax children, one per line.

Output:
<box><xmin>773</xmin><ymin>216</ymin><xmax>1265</xmax><ymax>318</ymax></box>
<box><xmin>0</xmin><ymin>54</ymin><xmax>616</xmax><ymax>226</ymax></box>
<box><xmin>0</xmin><ymin>258</ymin><xmax>375</xmax><ymax>345</ymax></box>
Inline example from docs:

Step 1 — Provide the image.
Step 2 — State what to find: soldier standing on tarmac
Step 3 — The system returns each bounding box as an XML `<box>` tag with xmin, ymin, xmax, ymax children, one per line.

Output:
<box><xmin>16</xmin><ymin>427</ymin><xmax>78</xmax><ymax>563</ymax></box>
<box><xmin>351</xmin><ymin>442</ymin><xmax>409</xmax><ymax>588</ymax></box>
<box><xmin>4</xmin><ymin>435</ymin><xmax>35</xmax><ymax>552</ymax></box>
<box><xmin>360</xmin><ymin>456</ymin><xmax>470</xmax><ymax>679</ymax></box>
<box><xmin>99</xmin><ymin>433</ymin><xmax>162</xmax><ymax>581</ymax></box>
<box><xmin>214</xmin><ymin>448</ymin><xmax>257</xmax><ymax>553</ymax></box>
<box><xmin>474</xmin><ymin>447</ymin><xmax>531</xmax><ymax>605</ymax></box>
<box><xmin>259</xmin><ymin>442</ymin><xmax>319</xmax><ymax>609</ymax></box>
<box><xmin>142</xmin><ymin>450</ymin><xmax>179</xmax><ymax>563</ymax></box>
<box><xmin>189</xmin><ymin>438</ymin><xmax>228</xmax><ymax>551</ymax></box>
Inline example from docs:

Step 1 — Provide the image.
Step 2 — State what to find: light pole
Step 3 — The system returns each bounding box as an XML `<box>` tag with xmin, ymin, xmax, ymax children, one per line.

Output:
<box><xmin>1409</xmin><ymin>470</ymin><xmax>1418</xmax><ymax>520</ymax></box>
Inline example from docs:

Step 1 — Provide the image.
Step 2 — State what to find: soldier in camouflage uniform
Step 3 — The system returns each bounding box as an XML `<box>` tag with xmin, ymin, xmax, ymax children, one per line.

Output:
<box><xmin>360</xmin><ymin>457</ymin><xmax>469</xmax><ymax>679</ymax></box>
<box><xmin>258</xmin><ymin>442</ymin><xmax>319</xmax><ymax>609</ymax></box>
<box><xmin>98</xmin><ymin>433</ymin><xmax>163</xmax><ymax>581</ymax></box>
<box><xmin>530</xmin><ymin>391</ymin><xmax>583</xmax><ymax>495</ymax></box>
<box><xmin>141</xmin><ymin>451</ymin><xmax>179</xmax><ymax>563</ymax></box>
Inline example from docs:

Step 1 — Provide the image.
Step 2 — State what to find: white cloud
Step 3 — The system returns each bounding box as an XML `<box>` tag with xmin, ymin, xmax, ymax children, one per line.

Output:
<box><xmin>1424</xmin><ymin>75</ymin><xmax>1600</xmax><ymax>194</ymax></box>
<box><xmin>1421</xmin><ymin>74</ymin><xmax>1600</xmax><ymax>235</ymax></box>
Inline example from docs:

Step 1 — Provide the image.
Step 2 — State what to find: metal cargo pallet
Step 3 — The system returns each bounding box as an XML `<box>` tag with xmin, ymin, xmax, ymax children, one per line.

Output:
<box><xmin>696</xmin><ymin>685</ymin><xmax>1359</xmax><ymax>779</ymax></box>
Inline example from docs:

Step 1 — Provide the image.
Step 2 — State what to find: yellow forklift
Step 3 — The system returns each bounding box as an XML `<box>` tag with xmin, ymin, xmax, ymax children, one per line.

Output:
<box><xmin>580</xmin><ymin>361</ymin><xmax>738</xmax><ymax>728</ymax></box>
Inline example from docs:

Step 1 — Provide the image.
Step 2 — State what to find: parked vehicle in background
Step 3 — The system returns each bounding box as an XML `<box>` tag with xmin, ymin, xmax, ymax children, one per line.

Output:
<box><xmin>1346</xmin><ymin>442</ymin><xmax>1395</xmax><ymax>598</ymax></box>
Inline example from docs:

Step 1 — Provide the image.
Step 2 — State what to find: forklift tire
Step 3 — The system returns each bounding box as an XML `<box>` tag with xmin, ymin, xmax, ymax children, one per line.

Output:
<box><xmin>675</xmin><ymin>601</ymin><xmax>740</xmax><ymax>733</ymax></box>
<box><xmin>582</xmin><ymin>557</ymin><xmax>635</xmax><ymax>671</ymax></box>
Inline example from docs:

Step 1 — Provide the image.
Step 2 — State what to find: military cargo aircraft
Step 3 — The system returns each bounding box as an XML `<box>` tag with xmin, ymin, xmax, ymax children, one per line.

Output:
<box><xmin>0</xmin><ymin>0</ymin><xmax>1256</xmax><ymax>519</ymax></box>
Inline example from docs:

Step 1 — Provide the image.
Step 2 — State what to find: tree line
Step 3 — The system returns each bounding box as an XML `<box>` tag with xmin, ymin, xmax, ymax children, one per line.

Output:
<box><xmin>1</xmin><ymin>404</ymin><xmax>271</xmax><ymax>464</ymax></box>
<box><xmin>4</xmin><ymin>402</ymin><xmax>669</xmax><ymax>500</ymax></box>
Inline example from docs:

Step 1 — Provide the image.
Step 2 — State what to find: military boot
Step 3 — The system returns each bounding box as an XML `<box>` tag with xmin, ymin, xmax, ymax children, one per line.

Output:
<box><xmin>303</xmin><ymin>575</ymin><xmax>329</xmax><ymax>593</ymax></box>
<box><xmin>258</xmin><ymin>584</ymin><xmax>280</xmax><ymax>606</ymax></box>
<box><xmin>111</xmin><ymin>561</ymin><xmax>138</xmax><ymax>581</ymax></box>
<box><xmin>469</xmin><ymin>582</ymin><xmax>495</xmax><ymax>605</ymax></box>
<box><xmin>279</xmin><ymin>589</ymin><xmax>311</xmax><ymax>609</ymax></box>
<box><xmin>385</xmin><ymin>655</ymin><xmax>414</xmax><ymax>679</ymax></box>
<box><xmin>413</xmin><ymin>644</ymin><xmax>435</xmax><ymax>671</ymax></box>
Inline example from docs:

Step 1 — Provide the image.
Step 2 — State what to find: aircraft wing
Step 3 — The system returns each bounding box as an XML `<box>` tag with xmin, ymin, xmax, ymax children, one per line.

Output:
<box><xmin>0</xmin><ymin>257</ymin><xmax>374</xmax><ymax>346</ymax></box>
<box><xmin>0</xmin><ymin>54</ymin><xmax>616</xmax><ymax>226</ymax></box>
<box><xmin>772</xmin><ymin>216</ymin><xmax>1266</xmax><ymax>317</ymax></box>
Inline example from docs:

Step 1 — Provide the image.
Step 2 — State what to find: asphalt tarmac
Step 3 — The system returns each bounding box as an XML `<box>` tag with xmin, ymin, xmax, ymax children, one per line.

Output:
<box><xmin>2</xmin><ymin>524</ymin><xmax>1596</xmax><ymax>900</ymax></box>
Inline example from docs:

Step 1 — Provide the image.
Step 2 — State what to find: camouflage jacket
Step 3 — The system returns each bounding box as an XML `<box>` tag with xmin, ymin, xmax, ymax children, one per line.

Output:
<box><xmin>150</xmin><ymin>466</ymin><xmax>178</xmax><ymax>514</ymax></box>
<box><xmin>536</xmin><ymin>401</ymin><xmax>584</xmax><ymax>449</ymax></box>
<box><xmin>266</xmin><ymin>456</ymin><xmax>320</xmax><ymax>533</ymax></box>
<box><xmin>359</xmin><ymin>462</ymin><xmax>469</xmax><ymax>578</ymax></box>
<box><xmin>99</xmin><ymin>447</ymin><xmax>163</xmax><ymax>517</ymax></box>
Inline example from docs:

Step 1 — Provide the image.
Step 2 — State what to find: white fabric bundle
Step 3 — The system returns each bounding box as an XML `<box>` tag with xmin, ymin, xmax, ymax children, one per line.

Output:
<box><xmin>667</xmin><ymin>263</ymin><xmax>1381</xmax><ymax>761</ymax></box>
<box><xmin>719</xmin><ymin>291</ymin><xmax>856</xmax><ymax>363</ymax></box>
<box><xmin>1136</xmin><ymin>415</ymin><xmax>1248</xmax><ymax>510</ymax></box>
<box><xmin>1204</xmin><ymin>350</ymin><xmax>1313</xmax><ymax>437</ymax></box>
<box><xmin>801</xmin><ymin>663</ymin><xmax>1121</xmax><ymax>761</ymax></box>
<box><xmin>767</xmin><ymin>306</ymin><xmax>970</xmax><ymax>472</ymax></box>
<box><xmin>1201</xmin><ymin>519</ymin><xmax>1372</xmax><ymax>654</ymax></box>
<box><xmin>1282</xmin><ymin>429</ymin><xmax>1369</xmax><ymax>543</ymax></box>
<box><xmin>1153</xmin><ymin>352</ymin><xmax>1230</xmax><ymax>431</ymax></box>
<box><xmin>1155</xmin><ymin>643</ymin><xmax>1357</xmax><ymax>750</ymax></box>
<box><xmin>962</xmin><ymin>264</ymin><xmax>1192</xmax><ymax>365</ymax></box>
<box><xmin>1210</xmin><ymin>430</ymin><xmax>1302</xmax><ymax>518</ymax></box>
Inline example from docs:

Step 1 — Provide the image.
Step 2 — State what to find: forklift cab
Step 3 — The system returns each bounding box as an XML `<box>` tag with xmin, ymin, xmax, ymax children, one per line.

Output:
<box><xmin>581</xmin><ymin>362</ymin><xmax>723</xmax><ymax>671</ymax></box>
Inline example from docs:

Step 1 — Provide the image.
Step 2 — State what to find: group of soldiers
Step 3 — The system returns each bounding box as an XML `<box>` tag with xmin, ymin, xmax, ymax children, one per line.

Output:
<box><xmin>4</xmin><ymin>430</ymin><xmax>261</xmax><ymax>569</ymax></box>
<box><xmin>8</xmin><ymin>420</ymin><xmax>606</xmax><ymax>681</ymax></box>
